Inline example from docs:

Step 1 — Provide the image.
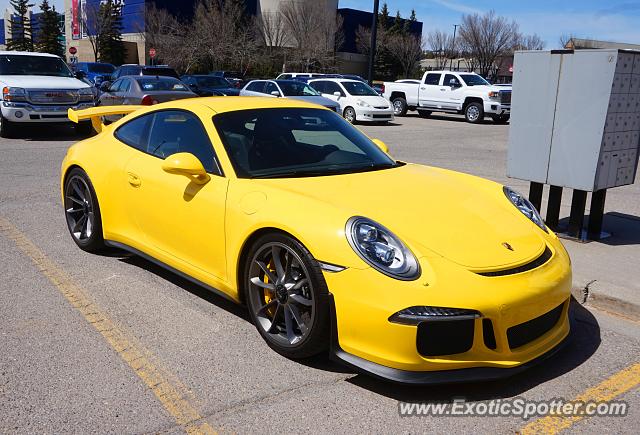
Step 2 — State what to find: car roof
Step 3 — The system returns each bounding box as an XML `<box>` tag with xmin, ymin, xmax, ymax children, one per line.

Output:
<box><xmin>0</xmin><ymin>50</ymin><xmax>60</xmax><ymax>58</ymax></box>
<box><xmin>309</xmin><ymin>78</ymin><xmax>360</xmax><ymax>83</ymax></box>
<box><xmin>426</xmin><ymin>70</ymin><xmax>477</xmax><ymax>74</ymax></box>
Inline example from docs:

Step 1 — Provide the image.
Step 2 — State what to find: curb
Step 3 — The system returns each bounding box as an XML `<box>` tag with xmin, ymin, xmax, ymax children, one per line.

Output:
<box><xmin>571</xmin><ymin>286</ymin><xmax>640</xmax><ymax>323</ymax></box>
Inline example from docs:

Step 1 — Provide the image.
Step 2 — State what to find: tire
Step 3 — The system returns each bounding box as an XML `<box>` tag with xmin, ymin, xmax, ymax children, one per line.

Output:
<box><xmin>391</xmin><ymin>96</ymin><xmax>408</xmax><ymax>116</ymax></box>
<box><xmin>464</xmin><ymin>102</ymin><xmax>484</xmax><ymax>123</ymax></box>
<box><xmin>63</xmin><ymin>168</ymin><xmax>105</xmax><ymax>252</ymax></box>
<box><xmin>491</xmin><ymin>114</ymin><xmax>510</xmax><ymax>124</ymax></box>
<box><xmin>343</xmin><ymin>106</ymin><xmax>356</xmax><ymax>124</ymax></box>
<box><xmin>75</xmin><ymin>121</ymin><xmax>94</xmax><ymax>137</ymax></box>
<box><xmin>0</xmin><ymin>113</ymin><xmax>16</xmax><ymax>138</ymax></box>
<box><xmin>417</xmin><ymin>109</ymin><xmax>431</xmax><ymax>118</ymax></box>
<box><xmin>243</xmin><ymin>233</ymin><xmax>330</xmax><ymax>359</ymax></box>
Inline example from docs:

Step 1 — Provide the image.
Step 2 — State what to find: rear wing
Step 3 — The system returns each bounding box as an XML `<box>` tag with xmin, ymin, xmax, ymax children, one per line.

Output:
<box><xmin>68</xmin><ymin>106</ymin><xmax>146</xmax><ymax>133</ymax></box>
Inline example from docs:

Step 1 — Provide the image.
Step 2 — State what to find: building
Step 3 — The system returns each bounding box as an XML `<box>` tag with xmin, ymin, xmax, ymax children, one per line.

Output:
<box><xmin>0</xmin><ymin>6</ymin><xmax>65</xmax><ymax>51</ymax></box>
<box><xmin>564</xmin><ymin>38</ymin><xmax>640</xmax><ymax>50</ymax></box>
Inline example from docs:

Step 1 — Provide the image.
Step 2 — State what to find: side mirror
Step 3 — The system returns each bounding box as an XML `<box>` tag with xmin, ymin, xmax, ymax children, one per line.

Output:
<box><xmin>371</xmin><ymin>138</ymin><xmax>389</xmax><ymax>154</ymax></box>
<box><xmin>161</xmin><ymin>152</ymin><xmax>210</xmax><ymax>184</ymax></box>
<box><xmin>270</xmin><ymin>90</ymin><xmax>280</xmax><ymax>97</ymax></box>
<box><xmin>333</xmin><ymin>91</ymin><xmax>341</xmax><ymax>97</ymax></box>
<box><xmin>100</xmin><ymin>81</ymin><xmax>111</xmax><ymax>92</ymax></box>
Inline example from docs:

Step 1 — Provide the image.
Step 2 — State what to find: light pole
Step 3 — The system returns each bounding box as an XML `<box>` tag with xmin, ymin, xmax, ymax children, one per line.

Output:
<box><xmin>450</xmin><ymin>24</ymin><xmax>459</xmax><ymax>70</ymax></box>
<box><xmin>367</xmin><ymin>0</ymin><xmax>380</xmax><ymax>85</ymax></box>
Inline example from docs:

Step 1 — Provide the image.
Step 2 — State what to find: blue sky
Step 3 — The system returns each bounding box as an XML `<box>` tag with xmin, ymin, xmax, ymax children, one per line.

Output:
<box><xmin>3</xmin><ymin>0</ymin><xmax>640</xmax><ymax>49</ymax></box>
<box><xmin>339</xmin><ymin>0</ymin><xmax>640</xmax><ymax>48</ymax></box>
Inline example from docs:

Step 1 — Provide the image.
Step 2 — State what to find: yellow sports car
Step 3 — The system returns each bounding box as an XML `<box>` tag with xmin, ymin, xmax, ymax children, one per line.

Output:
<box><xmin>62</xmin><ymin>97</ymin><xmax>571</xmax><ymax>384</ymax></box>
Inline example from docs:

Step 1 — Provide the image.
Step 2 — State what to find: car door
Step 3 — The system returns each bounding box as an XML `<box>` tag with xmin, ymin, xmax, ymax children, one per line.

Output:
<box><xmin>317</xmin><ymin>81</ymin><xmax>345</xmax><ymax>111</ymax></box>
<box><xmin>441</xmin><ymin>73</ymin><xmax>465</xmax><ymax>110</ymax></box>
<box><xmin>123</xmin><ymin>109</ymin><xmax>229</xmax><ymax>280</ymax></box>
<box><xmin>264</xmin><ymin>81</ymin><xmax>280</xmax><ymax>97</ymax></box>
<box><xmin>113</xmin><ymin>78</ymin><xmax>131</xmax><ymax>105</ymax></box>
<box><xmin>418</xmin><ymin>72</ymin><xmax>442</xmax><ymax>108</ymax></box>
<box><xmin>99</xmin><ymin>78</ymin><xmax>122</xmax><ymax>105</ymax></box>
<box><xmin>242</xmin><ymin>81</ymin><xmax>266</xmax><ymax>96</ymax></box>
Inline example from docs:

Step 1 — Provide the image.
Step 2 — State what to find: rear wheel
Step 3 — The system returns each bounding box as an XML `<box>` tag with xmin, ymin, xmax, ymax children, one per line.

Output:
<box><xmin>343</xmin><ymin>106</ymin><xmax>356</xmax><ymax>123</ymax></box>
<box><xmin>244</xmin><ymin>233</ymin><xmax>329</xmax><ymax>359</ymax></box>
<box><xmin>0</xmin><ymin>113</ymin><xmax>16</xmax><ymax>138</ymax></box>
<box><xmin>391</xmin><ymin>97</ymin><xmax>408</xmax><ymax>116</ymax></box>
<box><xmin>63</xmin><ymin>168</ymin><xmax>105</xmax><ymax>252</ymax></box>
<box><xmin>417</xmin><ymin>109</ymin><xmax>431</xmax><ymax>118</ymax></box>
<box><xmin>464</xmin><ymin>102</ymin><xmax>484</xmax><ymax>123</ymax></box>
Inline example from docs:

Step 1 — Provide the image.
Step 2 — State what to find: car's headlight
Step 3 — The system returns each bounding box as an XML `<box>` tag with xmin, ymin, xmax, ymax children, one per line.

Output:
<box><xmin>2</xmin><ymin>87</ymin><xmax>27</xmax><ymax>102</ymax></box>
<box><xmin>356</xmin><ymin>99</ymin><xmax>371</xmax><ymax>108</ymax></box>
<box><xmin>345</xmin><ymin>217</ymin><xmax>420</xmax><ymax>280</ymax></box>
<box><xmin>78</xmin><ymin>87</ymin><xmax>96</xmax><ymax>101</ymax></box>
<box><xmin>504</xmin><ymin>186</ymin><xmax>547</xmax><ymax>231</ymax></box>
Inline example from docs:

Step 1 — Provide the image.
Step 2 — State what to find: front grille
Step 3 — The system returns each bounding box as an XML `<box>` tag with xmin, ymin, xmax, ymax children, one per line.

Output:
<box><xmin>500</xmin><ymin>90</ymin><xmax>511</xmax><ymax>105</ymax></box>
<box><xmin>372</xmin><ymin>114</ymin><xmax>391</xmax><ymax>119</ymax></box>
<box><xmin>28</xmin><ymin>90</ymin><xmax>78</xmax><ymax>105</ymax></box>
<box><xmin>477</xmin><ymin>247</ymin><xmax>552</xmax><ymax>277</ymax></box>
<box><xmin>483</xmin><ymin>318</ymin><xmax>497</xmax><ymax>349</ymax></box>
<box><xmin>416</xmin><ymin>318</ymin><xmax>475</xmax><ymax>356</ymax></box>
<box><xmin>507</xmin><ymin>303</ymin><xmax>564</xmax><ymax>350</ymax></box>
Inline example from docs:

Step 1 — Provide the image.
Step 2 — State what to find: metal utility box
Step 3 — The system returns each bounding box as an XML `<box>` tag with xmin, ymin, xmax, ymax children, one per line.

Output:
<box><xmin>507</xmin><ymin>49</ymin><xmax>640</xmax><ymax>191</ymax></box>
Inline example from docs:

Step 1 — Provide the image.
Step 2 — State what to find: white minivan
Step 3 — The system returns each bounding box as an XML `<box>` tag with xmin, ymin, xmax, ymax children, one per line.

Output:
<box><xmin>308</xmin><ymin>78</ymin><xmax>394</xmax><ymax>123</ymax></box>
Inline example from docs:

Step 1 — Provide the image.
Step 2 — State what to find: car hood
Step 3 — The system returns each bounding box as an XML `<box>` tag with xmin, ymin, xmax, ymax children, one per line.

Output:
<box><xmin>353</xmin><ymin>95</ymin><xmax>391</xmax><ymax>107</ymax></box>
<box><xmin>288</xmin><ymin>95</ymin><xmax>339</xmax><ymax>108</ymax></box>
<box><xmin>0</xmin><ymin>75</ymin><xmax>92</xmax><ymax>90</ymax></box>
<box><xmin>256</xmin><ymin>164</ymin><xmax>546</xmax><ymax>270</ymax></box>
<box><xmin>469</xmin><ymin>84</ymin><xmax>511</xmax><ymax>93</ymax></box>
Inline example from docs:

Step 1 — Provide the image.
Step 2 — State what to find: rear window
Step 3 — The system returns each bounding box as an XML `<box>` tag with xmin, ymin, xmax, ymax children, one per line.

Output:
<box><xmin>142</xmin><ymin>67</ymin><xmax>179</xmax><ymax>79</ymax></box>
<box><xmin>136</xmin><ymin>78</ymin><xmax>189</xmax><ymax>91</ymax></box>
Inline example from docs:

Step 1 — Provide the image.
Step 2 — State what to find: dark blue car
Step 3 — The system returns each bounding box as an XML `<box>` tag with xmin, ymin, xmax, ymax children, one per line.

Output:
<box><xmin>181</xmin><ymin>75</ymin><xmax>241</xmax><ymax>96</ymax></box>
<box><xmin>73</xmin><ymin>62</ymin><xmax>115</xmax><ymax>87</ymax></box>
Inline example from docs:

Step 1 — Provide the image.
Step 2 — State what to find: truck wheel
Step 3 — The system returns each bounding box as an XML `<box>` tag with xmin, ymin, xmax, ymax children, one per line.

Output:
<box><xmin>0</xmin><ymin>113</ymin><xmax>16</xmax><ymax>138</ymax></box>
<box><xmin>491</xmin><ymin>114</ymin><xmax>510</xmax><ymax>124</ymax></box>
<box><xmin>391</xmin><ymin>97</ymin><xmax>408</xmax><ymax>116</ymax></box>
<box><xmin>464</xmin><ymin>102</ymin><xmax>484</xmax><ymax>123</ymax></box>
<box><xmin>417</xmin><ymin>110</ymin><xmax>431</xmax><ymax>118</ymax></box>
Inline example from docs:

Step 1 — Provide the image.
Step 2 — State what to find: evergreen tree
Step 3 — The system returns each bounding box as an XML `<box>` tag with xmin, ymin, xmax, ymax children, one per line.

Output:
<box><xmin>379</xmin><ymin>2</ymin><xmax>390</xmax><ymax>29</ymax></box>
<box><xmin>6</xmin><ymin>0</ymin><xmax>35</xmax><ymax>51</ymax></box>
<box><xmin>389</xmin><ymin>10</ymin><xmax>403</xmax><ymax>34</ymax></box>
<box><xmin>404</xmin><ymin>9</ymin><xmax>417</xmax><ymax>33</ymax></box>
<box><xmin>35</xmin><ymin>0</ymin><xmax>64</xmax><ymax>57</ymax></box>
<box><xmin>97</xmin><ymin>0</ymin><xmax>125</xmax><ymax>65</ymax></box>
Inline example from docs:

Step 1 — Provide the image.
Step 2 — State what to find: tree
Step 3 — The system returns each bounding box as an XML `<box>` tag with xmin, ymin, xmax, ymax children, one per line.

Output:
<box><xmin>514</xmin><ymin>33</ymin><xmax>544</xmax><ymax>51</ymax></box>
<box><xmin>7</xmin><ymin>0</ymin><xmax>35</xmax><ymax>52</ymax></box>
<box><xmin>97</xmin><ymin>0</ymin><xmax>125</xmax><ymax>65</ymax></box>
<box><xmin>388</xmin><ymin>32</ymin><xmax>423</xmax><ymax>78</ymax></box>
<box><xmin>35</xmin><ymin>0</ymin><xmax>63</xmax><ymax>57</ymax></box>
<box><xmin>426</xmin><ymin>29</ymin><xmax>457</xmax><ymax>69</ymax></box>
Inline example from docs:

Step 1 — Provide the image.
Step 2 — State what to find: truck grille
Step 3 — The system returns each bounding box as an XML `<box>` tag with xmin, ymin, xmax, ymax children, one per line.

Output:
<box><xmin>500</xmin><ymin>90</ymin><xmax>511</xmax><ymax>105</ymax></box>
<box><xmin>28</xmin><ymin>90</ymin><xmax>78</xmax><ymax>105</ymax></box>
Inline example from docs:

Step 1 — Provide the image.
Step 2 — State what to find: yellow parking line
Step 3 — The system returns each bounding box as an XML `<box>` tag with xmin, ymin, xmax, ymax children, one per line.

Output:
<box><xmin>0</xmin><ymin>217</ymin><xmax>216</xmax><ymax>435</ymax></box>
<box><xmin>520</xmin><ymin>362</ymin><xmax>640</xmax><ymax>434</ymax></box>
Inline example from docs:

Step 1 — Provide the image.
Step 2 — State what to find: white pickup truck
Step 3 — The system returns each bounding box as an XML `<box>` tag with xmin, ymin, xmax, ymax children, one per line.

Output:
<box><xmin>382</xmin><ymin>70</ymin><xmax>511</xmax><ymax>124</ymax></box>
<box><xmin>0</xmin><ymin>51</ymin><xmax>96</xmax><ymax>137</ymax></box>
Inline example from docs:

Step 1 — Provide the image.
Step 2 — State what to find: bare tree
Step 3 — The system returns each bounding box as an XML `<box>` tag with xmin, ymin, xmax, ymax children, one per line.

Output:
<box><xmin>80</xmin><ymin>1</ymin><xmax>103</xmax><ymax>61</ymax></box>
<box><xmin>388</xmin><ymin>33</ymin><xmax>424</xmax><ymax>78</ymax></box>
<box><xmin>514</xmin><ymin>33</ymin><xmax>545</xmax><ymax>50</ymax></box>
<box><xmin>426</xmin><ymin>29</ymin><xmax>456</xmax><ymax>69</ymax></box>
<box><xmin>458</xmin><ymin>10</ymin><xmax>519</xmax><ymax>77</ymax></box>
<box><xmin>257</xmin><ymin>9</ymin><xmax>290</xmax><ymax>50</ymax></box>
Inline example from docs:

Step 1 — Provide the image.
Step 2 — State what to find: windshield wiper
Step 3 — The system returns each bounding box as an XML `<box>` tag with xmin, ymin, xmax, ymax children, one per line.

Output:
<box><xmin>251</xmin><ymin>162</ymin><xmax>400</xmax><ymax>179</ymax></box>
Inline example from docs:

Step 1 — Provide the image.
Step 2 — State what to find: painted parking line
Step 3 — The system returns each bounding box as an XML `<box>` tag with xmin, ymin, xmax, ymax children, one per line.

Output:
<box><xmin>520</xmin><ymin>361</ymin><xmax>640</xmax><ymax>434</ymax></box>
<box><xmin>0</xmin><ymin>216</ymin><xmax>216</xmax><ymax>435</ymax></box>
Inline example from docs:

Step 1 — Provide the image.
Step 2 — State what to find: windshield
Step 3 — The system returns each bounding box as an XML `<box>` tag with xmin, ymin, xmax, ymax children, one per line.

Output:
<box><xmin>459</xmin><ymin>74</ymin><xmax>490</xmax><ymax>86</ymax></box>
<box><xmin>88</xmin><ymin>63</ymin><xmax>115</xmax><ymax>73</ymax></box>
<box><xmin>136</xmin><ymin>78</ymin><xmax>190</xmax><ymax>91</ymax></box>
<box><xmin>276</xmin><ymin>81</ymin><xmax>319</xmax><ymax>96</ymax></box>
<box><xmin>0</xmin><ymin>55</ymin><xmax>73</xmax><ymax>77</ymax></box>
<box><xmin>213</xmin><ymin>108</ymin><xmax>398</xmax><ymax>178</ymax></box>
<box><xmin>195</xmin><ymin>76</ymin><xmax>231</xmax><ymax>88</ymax></box>
<box><xmin>341</xmin><ymin>81</ymin><xmax>378</xmax><ymax>96</ymax></box>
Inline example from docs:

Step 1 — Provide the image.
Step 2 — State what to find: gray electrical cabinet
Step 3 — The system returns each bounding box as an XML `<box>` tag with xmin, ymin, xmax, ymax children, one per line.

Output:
<box><xmin>507</xmin><ymin>49</ymin><xmax>640</xmax><ymax>191</ymax></box>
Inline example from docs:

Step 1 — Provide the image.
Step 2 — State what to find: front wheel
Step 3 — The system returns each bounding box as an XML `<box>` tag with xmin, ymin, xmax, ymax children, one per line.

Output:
<box><xmin>63</xmin><ymin>168</ymin><xmax>105</xmax><ymax>252</ymax></box>
<box><xmin>244</xmin><ymin>233</ymin><xmax>330</xmax><ymax>359</ymax></box>
<box><xmin>464</xmin><ymin>102</ymin><xmax>484</xmax><ymax>123</ymax></box>
<box><xmin>392</xmin><ymin>97</ymin><xmax>408</xmax><ymax>116</ymax></box>
<box><xmin>343</xmin><ymin>106</ymin><xmax>356</xmax><ymax>124</ymax></box>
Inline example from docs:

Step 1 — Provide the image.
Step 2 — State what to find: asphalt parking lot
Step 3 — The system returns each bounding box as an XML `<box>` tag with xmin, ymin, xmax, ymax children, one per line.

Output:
<box><xmin>1</xmin><ymin>115</ymin><xmax>639</xmax><ymax>434</ymax></box>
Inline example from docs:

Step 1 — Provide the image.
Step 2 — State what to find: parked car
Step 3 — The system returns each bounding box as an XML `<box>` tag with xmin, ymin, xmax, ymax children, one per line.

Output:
<box><xmin>275</xmin><ymin>72</ymin><xmax>326</xmax><ymax>80</ymax></box>
<box><xmin>0</xmin><ymin>51</ymin><xmax>96</xmax><ymax>137</ymax></box>
<box><xmin>240</xmin><ymin>79</ymin><xmax>340</xmax><ymax>112</ymax></box>
<box><xmin>110</xmin><ymin>64</ymin><xmax>180</xmax><ymax>81</ymax></box>
<box><xmin>98</xmin><ymin>76</ymin><xmax>196</xmax><ymax>117</ymax></box>
<box><xmin>309</xmin><ymin>78</ymin><xmax>394</xmax><ymax>123</ymax></box>
<box><xmin>73</xmin><ymin>62</ymin><xmax>115</xmax><ymax>87</ymax></box>
<box><xmin>210</xmin><ymin>71</ymin><xmax>245</xmax><ymax>87</ymax></box>
<box><xmin>382</xmin><ymin>70</ymin><xmax>511</xmax><ymax>123</ymax></box>
<box><xmin>181</xmin><ymin>75</ymin><xmax>241</xmax><ymax>96</ymax></box>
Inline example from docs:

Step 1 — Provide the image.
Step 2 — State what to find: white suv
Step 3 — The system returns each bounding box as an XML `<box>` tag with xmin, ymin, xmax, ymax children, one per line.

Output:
<box><xmin>0</xmin><ymin>51</ymin><xmax>96</xmax><ymax>137</ymax></box>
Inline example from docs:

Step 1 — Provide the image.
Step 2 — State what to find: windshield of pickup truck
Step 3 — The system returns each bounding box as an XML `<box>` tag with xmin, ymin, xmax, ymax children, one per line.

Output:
<box><xmin>459</xmin><ymin>74</ymin><xmax>490</xmax><ymax>86</ymax></box>
<box><xmin>0</xmin><ymin>55</ymin><xmax>73</xmax><ymax>77</ymax></box>
<box><xmin>341</xmin><ymin>81</ymin><xmax>378</xmax><ymax>96</ymax></box>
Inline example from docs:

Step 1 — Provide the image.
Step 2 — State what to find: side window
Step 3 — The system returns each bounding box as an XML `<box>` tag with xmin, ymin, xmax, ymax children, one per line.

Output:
<box><xmin>146</xmin><ymin>110</ymin><xmax>220</xmax><ymax>175</ymax></box>
<box><xmin>326</xmin><ymin>82</ymin><xmax>345</xmax><ymax>96</ymax></box>
<box><xmin>109</xmin><ymin>79</ymin><xmax>122</xmax><ymax>92</ymax></box>
<box><xmin>120</xmin><ymin>78</ymin><xmax>131</xmax><ymax>92</ymax></box>
<box><xmin>310</xmin><ymin>81</ymin><xmax>325</xmax><ymax>93</ymax></box>
<box><xmin>247</xmin><ymin>81</ymin><xmax>265</xmax><ymax>93</ymax></box>
<box><xmin>265</xmin><ymin>82</ymin><xmax>279</xmax><ymax>95</ymax></box>
<box><xmin>114</xmin><ymin>113</ymin><xmax>154</xmax><ymax>151</ymax></box>
<box><xmin>444</xmin><ymin>74</ymin><xmax>460</xmax><ymax>87</ymax></box>
<box><xmin>424</xmin><ymin>73</ymin><xmax>441</xmax><ymax>85</ymax></box>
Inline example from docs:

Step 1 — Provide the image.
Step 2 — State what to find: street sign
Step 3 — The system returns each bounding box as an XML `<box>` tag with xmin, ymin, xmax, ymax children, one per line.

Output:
<box><xmin>149</xmin><ymin>48</ymin><xmax>156</xmax><ymax>59</ymax></box>
<box><xmin>69</xmin><ymin>46</ymin><xmax>77</xmax><ymax>55</ymax></box>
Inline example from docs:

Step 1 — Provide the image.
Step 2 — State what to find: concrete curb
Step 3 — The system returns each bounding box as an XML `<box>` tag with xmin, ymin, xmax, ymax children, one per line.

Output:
<box><xmin>571</xmin><ymin>286</ymin><xmax>640</xmax><ymax>323</ymax></box>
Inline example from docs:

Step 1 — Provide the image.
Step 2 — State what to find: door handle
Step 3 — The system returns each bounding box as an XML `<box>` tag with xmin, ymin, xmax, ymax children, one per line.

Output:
<box><xmin>440</xmin><ymin>88</ymin><xmax>446</xmax><ymax>91</ymax></box>
<box><xmin>420</xmin><ymin>86</ymin><xmax>426</xmax><ymax>90</ymax></box>
<box><xmin>127</xmin><ymin>172</ymin><xmax>141</xmax><ymax>187</ymax></box>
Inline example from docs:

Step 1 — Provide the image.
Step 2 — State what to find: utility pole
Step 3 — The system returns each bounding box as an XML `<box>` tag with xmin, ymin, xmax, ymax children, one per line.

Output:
<box><xmin>450</xmin><ymin>24</ymin><xmax>459</xmax><ymax>70</ymax></box>
<box><xmin>367</xmin><ymin>0</ymin><xmax>380</xmax><ymax>85</ymax></box>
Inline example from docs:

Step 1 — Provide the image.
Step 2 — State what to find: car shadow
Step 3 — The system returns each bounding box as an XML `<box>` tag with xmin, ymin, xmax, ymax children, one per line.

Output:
<box><xmin>14</xmin><ymin>123</ymin><xmax>90</xmax><ymax>141</ymax></box>
<box><xmin>557</xmin><ymin>212</ymin><xmax>640</xmax><ymax>246</ymax></box>
<box><xmin>112</xmin><ymin>252</ymin><xmax>599</xmax><ymax>384</ymax></box>
<box><xmin>344</xmin><ymin>298</ymin><xmax>600</xmax><ymax>402</ymax></box>
<box><xmin>402</xmin><ymin>113</ymin><xmax>500</xmax><ymax>125</ymax></box>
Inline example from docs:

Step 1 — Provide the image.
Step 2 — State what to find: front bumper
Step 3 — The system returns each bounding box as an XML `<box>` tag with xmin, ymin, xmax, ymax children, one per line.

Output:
<box><xmin>1</xmin><ymin>101</ymin><xmax>95</xmax><ymax>123</ymax></box>
<box><xmin>355</xmin><ymin>107</ymin><xmax>394</xmax><ymax>122</ymax></box>
<box><xmin>484</xmin><ymin>101</ymin><xmax>510</xmax><ymax>115</ymax></box>
<box><xmin>324</xmin><ymin>236</ymin><xmax>572</xmax><ymax>383</ymax></box>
